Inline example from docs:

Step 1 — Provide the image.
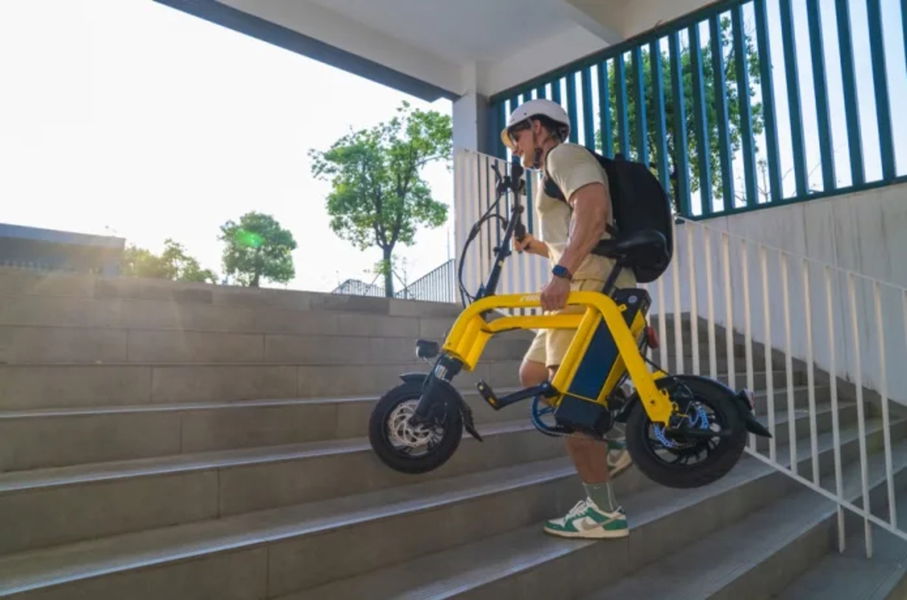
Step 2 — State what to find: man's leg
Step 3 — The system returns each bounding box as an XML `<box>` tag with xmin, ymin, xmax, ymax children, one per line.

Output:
<box><xmin>542</xmin><ymin>369</ymin><xmax>629</xmax><ymax>539</ymax></box>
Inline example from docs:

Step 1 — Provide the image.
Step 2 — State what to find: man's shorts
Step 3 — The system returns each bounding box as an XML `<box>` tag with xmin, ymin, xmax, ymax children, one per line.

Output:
<box><xmin>523</xmin><ymin>272</ymin><xmax>636</xmax><ymax>369</ymax></box>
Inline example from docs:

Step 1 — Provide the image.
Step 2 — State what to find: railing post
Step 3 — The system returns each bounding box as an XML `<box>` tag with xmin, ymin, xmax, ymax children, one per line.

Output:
<box><xmin>781</xmin><ymin>252</ymin><xmax>796</xmax><ymax>474</ymax></box>
<box><xmin>760</xmin><ymin>245</ymin><xmax>776</xmax><ymax>462</ymax></box>
<box><xmin>632</xmin><ymin>46</ymin><xmax>648</xmax><ymax>165</ymax></box>
<box><xmin>847</xmin><ymin>273</ymin><xmax>873</xmax><ymax>558</ymax></box>
<box><xmin>669</xmin><ymin>32</ymin><xmax>691</xmax><ymax>216</ymax></box>
<box><xmin>807</xmin><ymin>0</ymin><xmax>836</xmax><ymax>192</ymax></box>
<box><xmin>873</xmin><ymin>281</ymin><xmax>896</xmax><ymax>529</ymax></box>
<box><xmin>650</xmin><ymin>39</ymin><xmax>671</xmax><ymax>191</ymax></box>
<box><xmin>779</xmin><ymin>0</ymin><xmax>807</xmax><ymax>197</ymax></box>
<box><xmin>598</xmin><ymin>60</ymin><xmax>613</xmax><ymax>155</ymax></box>
<box><xmin>835</xmin><ymin>0</ymin><xmax>865</xmax><ymax>186</ymax></box>
<box><xmin>732</xmin><ymin>5</ymin><xmax>758</xmax><ymax>208</ymax></box>
<box><xmin>825</xmin><ymin>266</ymin><xmax>846</xmax><ymax>554</ymax></box>
<box><xmin>754</xmin><ymin>0</ymin><xmax>783</xmax><ymax>202</ymax></box>
<box><xmin>802</xmin><ymin>259</ymin><xmax>820</xmax><ymax>484</ymax></box>
<box><xmin>689</xmin><ymin>22</ymin><xmax>713</xmax><ymax>215</ymax></box>
<box><xmin>710</xmin><ymin>14</ymin><xmax>733</xmax><ymax>213</ymax></box>
<box><xmin>687</xmin><ymin>226</ymin><xmax>700</xmax><ymax>374</ymax></box>
<box><xmin>866</xmin><ymin>0</ymin><xmax>896</xmax><ymax>181</ymax></box>
<box><xmin>704</xmin><ymin>228</ymin><xmax>717</xmax><ymax>380</ymax></box>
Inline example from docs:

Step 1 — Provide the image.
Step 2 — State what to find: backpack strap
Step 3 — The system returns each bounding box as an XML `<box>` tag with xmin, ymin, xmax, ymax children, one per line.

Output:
<box><xmin>542</xmin><ymin>150</ymin><xmax>619</xmax><ymax>241</ymax></box>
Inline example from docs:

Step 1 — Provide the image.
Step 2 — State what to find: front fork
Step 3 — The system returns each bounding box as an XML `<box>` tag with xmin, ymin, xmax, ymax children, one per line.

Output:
<box><xmin>409</xmin><ymin>355</ymin><xmax>484</xmax><ymax>442</ymax></box>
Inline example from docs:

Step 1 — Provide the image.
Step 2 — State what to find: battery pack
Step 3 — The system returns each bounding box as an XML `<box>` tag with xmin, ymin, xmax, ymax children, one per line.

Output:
<box><xmin>554</xmin><ymin>288</ymin><xmax>650</xmax><ymax>435</ymax></box>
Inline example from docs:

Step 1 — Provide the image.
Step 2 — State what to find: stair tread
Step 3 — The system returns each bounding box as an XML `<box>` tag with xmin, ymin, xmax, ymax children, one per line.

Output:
<box><xmin>774</xmin><ymin>480</ymin><xmax>907</xmax><ymax>600</ymax></box>
<box><xmin>585</xmin><ymin>437</ymin><xmax>907</xmax><ymax>599</ymax></box>
<box><xmin>0</xmin><ymin>393</ymin><xmax>846</xmax><ymax>493</ymax></box>
<box><xmin>269</xmin><ymin>417</ymin><xmax>899</xmax><ymax>599</ymax></box>
<box><xmin>278</xmin><ymin>455</ymin><xmax>786</xmax><ymax>600</ymax></box>
<box><xmin>0</xmin><ymin>419</ymin><xmax>534</xmax><ymax>493</ymax></box>
<box><xmin>0</xmin><ymin>456</ymin><xmax>576</xmax><ymax>596</ymax></box>
<box><xmin>0</xmin><ymin>381</ymin><xmax>822</xmax><ymax>420</ymax></box>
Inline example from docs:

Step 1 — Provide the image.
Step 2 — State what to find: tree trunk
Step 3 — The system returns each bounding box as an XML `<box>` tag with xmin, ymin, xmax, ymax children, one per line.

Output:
<box><xmin>382</xmin><ymin>247</ymin><xmax>394</xmax><ymax>298</ymax></box>
<box><xmin>251</xmin><ymin>247</ymin><xmax>262</xmax><ymax>288</ymax></box>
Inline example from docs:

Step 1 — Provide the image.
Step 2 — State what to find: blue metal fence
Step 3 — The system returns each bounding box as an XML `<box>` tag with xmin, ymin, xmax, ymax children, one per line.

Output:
<box><xmin>490</xmin><ymin>0</ymin><xmax>907</xmax><ymax>219</ymax></box>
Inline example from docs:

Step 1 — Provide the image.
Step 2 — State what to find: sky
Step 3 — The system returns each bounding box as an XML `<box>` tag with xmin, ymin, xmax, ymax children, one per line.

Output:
<box><xmin>2</xmin><ymin>0</ymin><xmax>904</xmax><ymax>285</ymax></box>
<box><xmin>0</xmin><ymin>0</ymin><xmax>453</xmax><ymax>292</ymax></box>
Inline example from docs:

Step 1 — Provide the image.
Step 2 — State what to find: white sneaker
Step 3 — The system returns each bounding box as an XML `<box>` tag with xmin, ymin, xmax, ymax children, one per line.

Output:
<box><xmin>543</xmin><ymin>498</ymin><xmax>629</xmax><ymax>539</ymax></box>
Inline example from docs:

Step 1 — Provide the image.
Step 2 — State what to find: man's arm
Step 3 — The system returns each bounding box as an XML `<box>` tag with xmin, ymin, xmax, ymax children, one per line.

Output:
<box><xmin>538</xmin><ymin>181</ymin><xmax>610</xmax><ymax>311</ymax></box>
<box><xmin>557</xmin><ymin>182</ymin><xmax>610</xmax><ymax>275</ymax></box>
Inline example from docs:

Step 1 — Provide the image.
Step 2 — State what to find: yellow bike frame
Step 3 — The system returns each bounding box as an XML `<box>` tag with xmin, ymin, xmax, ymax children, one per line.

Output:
<box><xmin>441</xmin><ymin>290</ymin><xmax>675</xmax><ymax>425</ymax></box>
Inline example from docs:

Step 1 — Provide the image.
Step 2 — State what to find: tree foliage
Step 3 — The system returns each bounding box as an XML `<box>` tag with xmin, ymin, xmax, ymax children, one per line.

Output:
<box><xmin>121</xmin><ymin>239</ymin><xmax>217</xmax><ymax>283</ymax></box>
<box><xmin>310</xmin><ymin>102</ymin><xmax>451</xmax><ymax>297</ymax></box>
<box><xmin>219</xmin><ymin>212</ymin><xmax>296</xmax><ymax>288</ymax></box>
<box><xmin>598</xmin><ymin>17</ymin><xmax>763</xmax><ymax>207</ymax></box>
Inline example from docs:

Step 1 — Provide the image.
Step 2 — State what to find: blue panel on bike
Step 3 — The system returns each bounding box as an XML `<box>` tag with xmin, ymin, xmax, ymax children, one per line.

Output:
<box><xmin>564</xmin><ymin>289</ymin><xmax>649</xmax><ymax>402</ymax></box>
<box><xmin>567</xmin><ymin>322</ymin><xmax>619</xmax><ymax>399</ymax></box>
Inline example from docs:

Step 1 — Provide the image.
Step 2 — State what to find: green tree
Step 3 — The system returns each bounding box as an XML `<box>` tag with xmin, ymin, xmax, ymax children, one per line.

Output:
<box><xmin>121</xmin><ymin>239</ymin><xmax>217</xmax><ymax>283</ymax></box>
<box><xmin>310</xmin><ymin>101</ymin><xmax>451</xmax><ymax>297</ymax></box>
<box><xmin>598</xmin><ymin>17</ymin><xmax>763</xmax><ymax>208</ymax></box>
<box><xmin>219</xmin><ymin>212</ymin><xmax>296</xmax><ymax>287</ymax></box>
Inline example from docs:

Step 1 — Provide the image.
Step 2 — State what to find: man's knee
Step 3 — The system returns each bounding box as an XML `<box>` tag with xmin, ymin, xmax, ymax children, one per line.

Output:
<box><xmin>519</xmin><ymin>359</ymin><xmax>548</xmax><ymax>387</ymax></box>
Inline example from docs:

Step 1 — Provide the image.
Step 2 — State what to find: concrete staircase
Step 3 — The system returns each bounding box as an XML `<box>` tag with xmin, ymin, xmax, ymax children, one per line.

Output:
<box><xmin>0</xmin><ymin>267</ymin><xmax>904</xmax><ymax>599</ymax></box>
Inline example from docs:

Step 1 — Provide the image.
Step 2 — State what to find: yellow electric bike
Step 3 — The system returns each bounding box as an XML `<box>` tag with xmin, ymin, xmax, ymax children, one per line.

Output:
<box><xmin>369</xmin><ymin>162</ymin><xmax>770</xmax><ymax>488</ymax></box>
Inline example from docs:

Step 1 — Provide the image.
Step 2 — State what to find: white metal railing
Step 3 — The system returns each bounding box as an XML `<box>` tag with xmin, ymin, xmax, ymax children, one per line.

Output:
<box><xmin>454</xmin><ymin>147</ymin><xmax>907</xmax><ymax>558</ymax></box>
<box><xmin>657</xmin><ymin>217</ymin><xmax>907</xmax><ymax>558</ymax></box>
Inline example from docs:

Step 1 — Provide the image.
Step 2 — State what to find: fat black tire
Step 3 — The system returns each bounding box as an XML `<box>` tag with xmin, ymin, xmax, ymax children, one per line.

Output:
<box><xmin>625</xmin><ymin>379</ymin><xmax>747</xmax><ymax>488</ymax></box>
<box><xmin>368</xmin><ymin>382</ymin><xmax>463</xmax><ymax>474</ymax></box>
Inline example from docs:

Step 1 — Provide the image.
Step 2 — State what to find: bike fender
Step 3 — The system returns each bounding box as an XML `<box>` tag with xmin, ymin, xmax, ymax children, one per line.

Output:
<box><xmin>616</xmin><ymin>374</ymin><xmax>771</xmax><ymax>438</ymax></box>
<box><xmin>398</xmin><ymin>373</ymin><xmax>482</xmax><ymax>441</ymax></box>
<box><xmin>400</xmin><ymin>372</ymin><xmax>432</xmax><ymax>386</ymax></box>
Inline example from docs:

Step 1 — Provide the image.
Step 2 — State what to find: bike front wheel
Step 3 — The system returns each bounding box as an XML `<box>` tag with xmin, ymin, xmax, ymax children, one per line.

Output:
<box><xmin>368</xmin><ymin>381</ymin><xmax>463</xmax><ymax>474</ymax></box>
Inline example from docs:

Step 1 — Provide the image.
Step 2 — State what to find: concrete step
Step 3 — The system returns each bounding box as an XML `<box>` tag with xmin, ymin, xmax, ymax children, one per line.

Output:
<box><xmin>278</xmin><ymin>419</ymin><xmax>904</xmax><ymax>600</ymax></box>
<box><xmin>0</xmin><ymin>413</ymin><xmax>898</xmax><ymax>599</ymax></box>
<box><xmin>775</xmin><ymin>484</ymin><xmax>907</xmax><ymax>600</ymax></box>
<box><xmin>583</xmin><ymin>439</ymin><xmax>907</xmax><ymax>600</ymax></box>
<box><xmin>0</xmin><ymin>371</ymin><xmax>817</xmax><ymax>471</ymax></box>
<box><xmin>0</xmin><ymin>386</ymin><xmax>852</xmax><ymax>550</ymax></box>
<box><xmin>0</xmin><ymin>385</ymin><xmax>533</xmax><ymax>471</ymax></box>
<box><xmin>0</xmin><ymin>372</ymin><xmax>824</xmax><ymax>471</ymax></box>
<box><xmin>0</xmin><ymin>292</ymin><xmax>458</xmax><ymax>338</ymax></box>
<box><xmin>0</xmin><ymin>457</ymin><xmax>581</xmax><ymax>599</ymax></box>
<box><xmin>0</xmin><ymin>359</ymin><xmax>524</xmax><ymax>410</ymax></box>
<box><xmin>0</xmin><ymin>325</ymin><xmax>529</xmax><ymax>365</ymax></box>
<box><xmin>1</xmin><ymin>396</ymin><xmax>853</xmax><ymax>554</ymax></box>
<box><xmin>0</xmin><ymin>419</ymin><xmax>572</xmax><ymax>554</ymax></box>
<box><xmin>0</xmin><ymin>268</ymin><xmax>461</xmax><ymax>318</ymax></box>
<box><xmin>752</xmin><ymin>400</ymin><xmax>858</xmax><ymax>457</ymax></box>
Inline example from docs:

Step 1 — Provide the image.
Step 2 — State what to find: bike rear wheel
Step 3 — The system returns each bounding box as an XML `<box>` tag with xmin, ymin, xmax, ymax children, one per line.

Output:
<box><xmin>625</xmin><ymin>378</ymin><xmax>746</xmax><ymax>488</ymax></box>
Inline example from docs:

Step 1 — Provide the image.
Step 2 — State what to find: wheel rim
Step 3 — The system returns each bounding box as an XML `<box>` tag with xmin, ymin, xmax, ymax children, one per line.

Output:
<box><xmin>385</xmin><ymin>399</ymin><xmax>445</xmax><ymax>458</ymax></box>
<box><xmin>642</xmin><ymin>395</ymin><xmax>727</xmax><ymax>468</ymax></box>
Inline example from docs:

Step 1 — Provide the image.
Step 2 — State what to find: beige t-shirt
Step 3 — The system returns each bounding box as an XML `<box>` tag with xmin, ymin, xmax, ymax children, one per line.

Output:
<box><xmin>536</xmin><ymin>143</ymin><xmax>616</xmax><ymax>281</ymax></box>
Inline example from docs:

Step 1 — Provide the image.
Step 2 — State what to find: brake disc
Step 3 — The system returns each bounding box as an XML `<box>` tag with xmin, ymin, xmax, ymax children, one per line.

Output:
<box><xmin>387</xmin><ymin>399</ymin><xmax>442</xmax><ymax>449</ymax></box>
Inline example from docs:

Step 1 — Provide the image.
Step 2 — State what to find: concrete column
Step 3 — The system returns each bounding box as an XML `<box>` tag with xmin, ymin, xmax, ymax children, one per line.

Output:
<box><xmin>452</xmin><ymin>63</ymin><xmax>493</xmax><ymax>155</ymax></box>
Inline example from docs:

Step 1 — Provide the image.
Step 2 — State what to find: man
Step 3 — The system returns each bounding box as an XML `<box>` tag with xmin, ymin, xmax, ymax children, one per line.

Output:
<box><xmin>501</xmin><ymin>98</ymin><xmax>636</xmax><ymax>539</ymax></box>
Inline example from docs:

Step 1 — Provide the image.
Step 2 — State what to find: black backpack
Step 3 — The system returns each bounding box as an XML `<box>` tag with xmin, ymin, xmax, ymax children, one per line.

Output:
<box><xmin>543</xmin><ymin>149</ymin><xmax>673</xmax><ymax>283</ymax></box>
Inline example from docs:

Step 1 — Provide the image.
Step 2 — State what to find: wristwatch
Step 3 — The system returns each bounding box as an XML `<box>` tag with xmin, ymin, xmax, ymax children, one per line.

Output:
<box><xmin>552</xmin><ymin>264</ymin><xmax>573</xmax><ymax>280</ymax></box>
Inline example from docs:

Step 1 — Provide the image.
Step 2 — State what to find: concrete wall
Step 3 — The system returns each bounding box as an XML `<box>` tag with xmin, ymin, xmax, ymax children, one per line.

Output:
<box><xmin>653</xmin><ymin>182</ymin><xmax>907</xmax><ymax>405</ymax></box>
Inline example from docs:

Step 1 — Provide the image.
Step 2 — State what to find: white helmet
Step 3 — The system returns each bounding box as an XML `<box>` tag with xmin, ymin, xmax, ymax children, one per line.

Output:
<box><xmin>500</xmin><ymin>98</ymin><xmax>570</xmax><ymax>150</ymax></box>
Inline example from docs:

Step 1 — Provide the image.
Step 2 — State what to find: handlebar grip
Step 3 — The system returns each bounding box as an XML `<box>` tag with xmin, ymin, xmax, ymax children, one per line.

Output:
<box><xmin>514</xmin><ymin>223</ymin><xmax>527</xmax><ymax>253</ymax></box>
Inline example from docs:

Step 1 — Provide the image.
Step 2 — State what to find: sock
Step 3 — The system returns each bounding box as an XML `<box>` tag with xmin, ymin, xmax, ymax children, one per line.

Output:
<box><xmin>583</xmin><ymin>481</ymin><xmax>619</xmax><ymax>513</ymax></box>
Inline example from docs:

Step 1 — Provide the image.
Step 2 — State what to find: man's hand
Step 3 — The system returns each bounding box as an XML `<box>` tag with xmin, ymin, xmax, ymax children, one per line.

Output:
<box><xmin>513</xmin><ymin>233</ymin><xmax>549</xmax><ymax>258</ymax></box>
<box><xmin>540</xmin><ymin>276</ymin><xmax>571</xmax><ymax>311</ymax></box>
<box><xmin>513</xmin><ymin>233</ymin><xmax>534</xmax><ymax>253</ymax></box>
